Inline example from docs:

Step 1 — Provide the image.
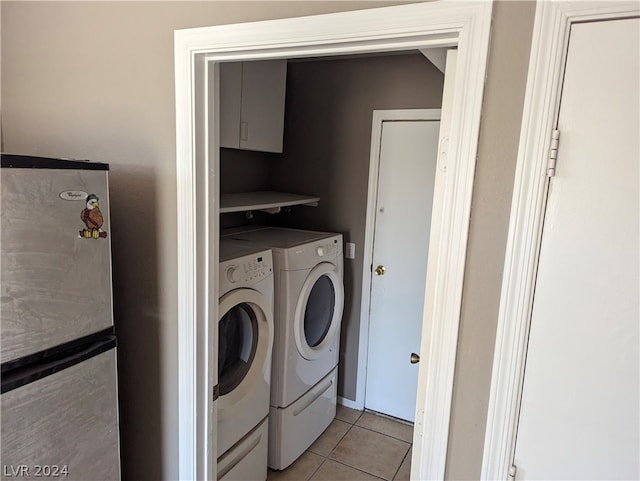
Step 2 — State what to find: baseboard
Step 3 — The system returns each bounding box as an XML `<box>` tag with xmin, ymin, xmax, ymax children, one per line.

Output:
<box><xmin>337</xmin><ymin>396</ymin><xmax>363</xmax><ymax>410</ymax></box>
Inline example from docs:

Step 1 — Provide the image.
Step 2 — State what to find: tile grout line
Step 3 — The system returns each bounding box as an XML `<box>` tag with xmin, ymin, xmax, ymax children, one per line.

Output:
<box><xmin>329</xmin><ymin>413</ymin><xmax>412</xmax><ymax>481</ymax></box>
<box><xmin>323</xmin><ymin>423</ymin><xmax>402</xmax><ymax>481</ymax></box>
<box><xmin>305</xmin><ymin>457</ymin><xmax>324</xmax><ymax>481</ymax></box>
<box><xmin>352</xmin><ymin>423</ymin><xmax>413</xmax><ymax>445</ymax></box>
<box><xmin>325</xmin><ymin>457</ymin><xmax>389</xmax><ymax>481</ymax></box>
<box><xmin>307</xmin><ymin>419</ymin><xmax>356</xmax><ymax>481</ymax></box>
<box><xmin>305</xmin><ymin>409</ymin><xmax>412</xmax><ymax>481</ymax></box>
<box><xmin>390</xmin><ymin>444</ymin><xmax>412</xmax><ymax>481</ymax></box>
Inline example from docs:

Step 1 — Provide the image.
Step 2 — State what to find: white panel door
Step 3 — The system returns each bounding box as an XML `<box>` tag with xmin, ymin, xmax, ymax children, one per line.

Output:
<box><xmin>365</xmin><ymin>118</ymin><xmax>439</xmax><ymax>422</ymax></box>
<box><xmin>513</xmin><ymin>18</ymin><xmax>639</xmax><ymax>480</ymax></box>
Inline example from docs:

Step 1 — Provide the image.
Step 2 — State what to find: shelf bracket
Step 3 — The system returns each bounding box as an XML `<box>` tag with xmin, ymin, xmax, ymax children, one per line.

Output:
<box><xmin>260</xmin><ymin>207</ymin><xmax>281</xmax><ymax>214</ymax></box>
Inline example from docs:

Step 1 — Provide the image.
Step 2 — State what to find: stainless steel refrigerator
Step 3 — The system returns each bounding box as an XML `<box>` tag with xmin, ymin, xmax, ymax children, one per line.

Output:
<box><xmin>1</xmin><ymin>154</ymin><xmax>121</xmax><ymax>480</ymax></box>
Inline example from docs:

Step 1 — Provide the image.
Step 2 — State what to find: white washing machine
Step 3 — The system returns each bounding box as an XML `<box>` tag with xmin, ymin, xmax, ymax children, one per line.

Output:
<box><xmin>217</xmin><ymin>239</ymin><xmax>274</xmax><ymax>481</ymax></box>
<box><xmin>223</xmin><ymin>227</ymin><xmax>344</xmax><ymax>470</ymax></box>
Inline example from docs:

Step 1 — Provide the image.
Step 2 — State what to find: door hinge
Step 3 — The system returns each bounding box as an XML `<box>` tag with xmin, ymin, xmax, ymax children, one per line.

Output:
<box><xmin>213</xmin><ymin>384</ymin><xmax>220</xmax><ymax>402</ymax></box>
<box><xmin>508</xmin><ymin>464</ymin><xmax>517</xmax><ymax>481</ymax></box>
<box><xmin>547</xmin><ymin>129</ymin><xmax>560</xmax><ymax>177</ymax></box>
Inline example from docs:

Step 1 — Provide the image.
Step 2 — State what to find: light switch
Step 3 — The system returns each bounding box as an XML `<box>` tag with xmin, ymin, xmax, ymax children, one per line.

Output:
<box><xmin>345</xmin><ymin>242</ymin><xmax>356</xmax><ymax>260</ymax></box>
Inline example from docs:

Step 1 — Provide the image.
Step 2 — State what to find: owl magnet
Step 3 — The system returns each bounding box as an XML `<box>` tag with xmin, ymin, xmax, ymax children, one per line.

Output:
<box><xmin>79</xmin><ymin>194</ymin><xmax>108</xmax><ymax>239</ymax></box>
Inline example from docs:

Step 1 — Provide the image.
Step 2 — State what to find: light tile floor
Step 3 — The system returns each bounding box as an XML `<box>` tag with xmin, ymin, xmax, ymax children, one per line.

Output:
<box><xmin>267</xmin><ymin>406</ymin><xmax>413</xmax><ymax>481</ymax></box>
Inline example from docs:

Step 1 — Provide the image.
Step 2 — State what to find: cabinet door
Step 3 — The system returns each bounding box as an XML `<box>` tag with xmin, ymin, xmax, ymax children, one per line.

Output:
<box><xmin>240</xmin><ymin>60</ymin><xmax>287</xmax><ymax>153</ymax></box>
<box><xmin>219</xmin><ymin>62</ymin><xmax>242</xmax><ymax>149</ymax></box>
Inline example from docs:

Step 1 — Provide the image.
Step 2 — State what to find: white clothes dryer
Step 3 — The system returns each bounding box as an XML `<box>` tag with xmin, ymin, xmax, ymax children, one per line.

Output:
<box><xmin>217</xmin><ymin>240</ymin><xmax>274</xmax><ymax>481</ymax></box>
<box><xmin>223</xmin><ymin>227</ymin><xmax>344</xmax><ymax>470</ymax></box>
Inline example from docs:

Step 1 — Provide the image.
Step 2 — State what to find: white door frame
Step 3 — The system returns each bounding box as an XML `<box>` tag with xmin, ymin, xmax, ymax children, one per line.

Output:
<box><xmin>175</xmin><ymin>2</ymin><xmax>492</xmax><ymax>480</ymax></box>
<box><xmin>358</xmin><ymin>108</ymin><xmax>441</xmax><ymax>421</ymax></box>
<box><xmin>481</xmin><ymin>2</ymin><xmax>640</xmax><ymax>480</ymax></box>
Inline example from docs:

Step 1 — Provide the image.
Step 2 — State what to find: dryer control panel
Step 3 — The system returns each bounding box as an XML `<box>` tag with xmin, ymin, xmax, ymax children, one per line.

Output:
<box><xmin>315</xmin><ymin>238</ymin><xmax>341</xmax><ymax>258</ymax></box>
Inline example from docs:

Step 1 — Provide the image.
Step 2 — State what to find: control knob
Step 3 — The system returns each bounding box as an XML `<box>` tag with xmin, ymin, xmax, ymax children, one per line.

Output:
<box><xmin>226</xmin><ymin>266</ymin><xmax>241</xmax><ymax>283</ymax></box>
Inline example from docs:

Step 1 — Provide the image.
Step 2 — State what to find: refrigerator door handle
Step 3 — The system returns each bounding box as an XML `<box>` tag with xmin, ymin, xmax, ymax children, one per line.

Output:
<box><xmin>1</xmin><ymin>335</ymin><xmax>117</xmax><ymax>394</ymax></box>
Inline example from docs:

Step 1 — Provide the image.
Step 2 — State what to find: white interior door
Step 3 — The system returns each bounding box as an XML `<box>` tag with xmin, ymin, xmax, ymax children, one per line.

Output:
<box><xmin>364</xmin><ymin>115</ymin><xmax>440</xmax><ymax>422</ymax></box>
<box><xmin>512</xmin><ymin>18</ymin><xmax>639</xmax><ymax>480</ymax></box>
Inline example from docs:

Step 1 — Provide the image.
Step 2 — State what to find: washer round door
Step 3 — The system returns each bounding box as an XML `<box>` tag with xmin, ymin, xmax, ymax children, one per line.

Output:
<box><xmin>218</xmin><ymin>288</ymin><xmax>273</xmax><ymax>405</ymax></box>
<box><xmin>293</xmin><ymin>263</ymin><xmax>344</xmax><ymax>360</ymax></box>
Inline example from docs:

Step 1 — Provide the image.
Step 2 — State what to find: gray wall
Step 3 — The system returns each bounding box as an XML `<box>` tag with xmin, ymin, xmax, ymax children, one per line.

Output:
<box><xmin>220</xmin><ymin>148</ymin><xmax>274</xmax><ymax>229</ymax></box>
<box><xmin>269</xmin><ymin>53</ymin><xmax>444</xmax><ymax>400</ymax></box>
<box><xmin>445</xmin><ymin>2</ymin><xmax>536</xmax><ymax>478</ymax></box>
<box><xmin>1</xmin><ymin>1</ymin><xmax>536</xmax><ymax>480</ymax></box>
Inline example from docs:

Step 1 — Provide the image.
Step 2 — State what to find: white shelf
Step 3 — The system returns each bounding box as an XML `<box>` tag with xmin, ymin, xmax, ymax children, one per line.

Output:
<box><xmin>220</xmin><ymin>191</ymin><xmax>320</xmax><ymax>214</ymax></box>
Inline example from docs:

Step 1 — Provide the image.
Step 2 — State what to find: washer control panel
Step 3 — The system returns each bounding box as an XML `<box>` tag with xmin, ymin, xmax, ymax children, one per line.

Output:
<box><xmin>220</xmin><ymin>248</ymin><xmax>273</xmax><ymax>289</ymax></box>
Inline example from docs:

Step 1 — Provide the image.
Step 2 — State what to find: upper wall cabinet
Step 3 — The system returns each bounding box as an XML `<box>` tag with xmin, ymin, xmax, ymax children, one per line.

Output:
<box><xmin>219</xmin><ymin>60</ymin><xmax>287</xmax><ymax>153</ymax></box>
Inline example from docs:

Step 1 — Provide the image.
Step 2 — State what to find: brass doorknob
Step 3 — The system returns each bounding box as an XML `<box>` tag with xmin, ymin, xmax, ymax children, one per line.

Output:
<box><xmin>374</xmin><ymin>265</ymin><xmax>386</xmax><ymax>276</ymax></box>
<box><xmin>410</xmin><ymin>352</ymin><xmax>420</xmax><ymax>364</ymax></box>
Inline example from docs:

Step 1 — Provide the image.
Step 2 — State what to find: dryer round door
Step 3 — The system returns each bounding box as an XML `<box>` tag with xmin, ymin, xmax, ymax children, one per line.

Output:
<box><xmin>293</xmin><ymin>262</ymin><xmax>344</xmax><ymax>360</ymax></box>
<box><xmin>218</xmin><ymin>288</ymin><xmax>273</xmax><ymax>405</ymax></box>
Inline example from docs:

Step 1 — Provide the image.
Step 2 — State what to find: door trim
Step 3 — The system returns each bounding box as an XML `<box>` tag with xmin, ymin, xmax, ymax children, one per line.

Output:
<box><xmin>358</xmin><ymin>109</ymin><xmax>441</xmax><ymax>416</ymax></box>
<box><xmin>175</xmin><ymin>2</ymin><xmax>492</xmax><ymax>479</ymax></box>
<box><xmin>481</xmin><ymin>2</ymin><xmax>640</xmax><ymax>479</ymax></box>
